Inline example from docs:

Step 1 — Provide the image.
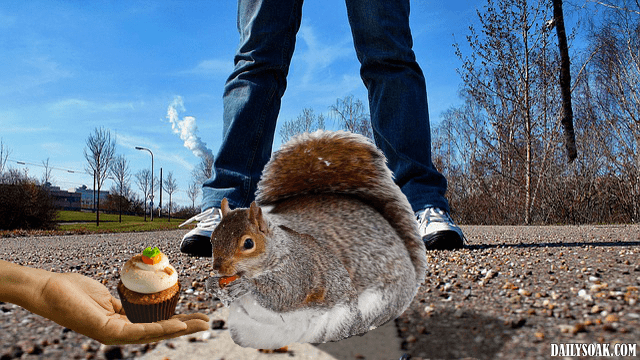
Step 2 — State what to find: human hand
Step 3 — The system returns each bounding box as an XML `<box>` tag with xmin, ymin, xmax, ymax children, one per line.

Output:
<box><xmin>34</xmin><ymin>271</ymin><xmax>209</xmax><ymax>345</ymax></box>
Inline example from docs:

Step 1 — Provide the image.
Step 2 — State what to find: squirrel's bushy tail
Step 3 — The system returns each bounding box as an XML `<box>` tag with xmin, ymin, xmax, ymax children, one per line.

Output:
<box><xmin>255</xmin><ymin>130</ymin><xmax>426</xmax><ymax>285</ymax></box>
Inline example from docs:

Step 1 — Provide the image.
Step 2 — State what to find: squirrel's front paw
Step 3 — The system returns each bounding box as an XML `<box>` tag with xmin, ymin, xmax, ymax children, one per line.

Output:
<box><xmin>224</xmin><ymin>277</ymin><xmax>251</xmax><ymax>301</ymax></box>
<box><xmin>206</xmin><ymin>277</ymin><xmax>228</xmax><ymax>304</ymax></box>
<box><xmin>206</xmin><ymin>276</ymin><xmax>250</xmax><ymax>306</ymax></box>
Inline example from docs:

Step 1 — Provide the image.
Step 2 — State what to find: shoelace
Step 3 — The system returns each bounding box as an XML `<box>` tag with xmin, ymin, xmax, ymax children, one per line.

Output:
<box><xmin>179</xmin><ymin>207</ymin><xmax>222</xmax><ymax>230</ymax></box>
<box><xmin>416</xmin><ymin>207</ymin><xmax>466</xmax><ymax>242</ymax></box>
<box><xmin>416</xmin><ymin>207</ymin><xmax>446</xmax><ymax>235</ymax></box>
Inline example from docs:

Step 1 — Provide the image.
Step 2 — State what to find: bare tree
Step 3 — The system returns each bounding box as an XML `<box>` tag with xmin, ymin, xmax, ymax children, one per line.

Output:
<box><xmin>163</xmin><ymin>171</ymin><xmax>178</xmax><ymax>222</ymax></box>
<box><xmin>191</xmin><ymin>155</ymin><xmax>214</xmax><ymax>187</ymax></box>
<box><xmin>454</xmin><ymin>0</ymin><xmax>561</xmax><ymax>224</ymax></box>
<box><xmin>110</xmin><ymin>155</ymin><xmax>131</xmax><ymax>223</ymax></box>
<box><xmin>187</xmin><ymin>180</ymin><xmax>200</xmax><ymax>209</ymax></box>
<box><xmin>279</xmin><ymin>108</ymin><xmax>326</xmax><ymax>143</ymax></box>
<box><xmin>135</xmin><ymin>168</ymin><xmax>153</xmax><ymax>221</ymax></box>
<box><xmin>0</xmin><ymin>138</ymin><xmax>11</xmax><ymax>178</ymax></box>
<box><xmin>429</xmin><ymin>0</ymin><xmax>640</xmax><ymax>225</ymax></box>
<box><xmin>41</xmin><ymin>158</ymin><xmax>53</xmax><ymax>186</ymax></box>
<box><xmin>589</xmin><ymin>0</ymin><xmax>640</xmax><ymax>221</ymax></box>
<box><xmin>330</xmin><ymin>96</ymin><xmax>373</xmax><ymax>139</ymax></box>
<box><xmin>84</xmin><ymin>127</ymin><xmax>116</xmax><ymax>226</ymax></box>
<box><xmin>586</xmin><ymin>0</ymin><xmax>640</xmax><ymax>14</ymax></box>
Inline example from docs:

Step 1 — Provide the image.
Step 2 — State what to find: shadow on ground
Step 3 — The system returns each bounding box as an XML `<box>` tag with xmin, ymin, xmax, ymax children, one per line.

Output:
<box><xmin>397</xmin><ymin>309</ymin><xmax>515</xmax><ymax>359</ymax></box>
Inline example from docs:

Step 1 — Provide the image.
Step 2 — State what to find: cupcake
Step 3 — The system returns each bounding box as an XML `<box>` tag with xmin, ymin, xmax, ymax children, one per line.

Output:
<box><xmin>117</xmin><ymin>247</ymin><xmax>180</xmax><ymax>323</ymax></box>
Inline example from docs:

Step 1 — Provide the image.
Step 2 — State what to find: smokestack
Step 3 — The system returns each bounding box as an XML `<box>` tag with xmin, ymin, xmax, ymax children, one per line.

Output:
<box><xmin>167</xmin><ymin>96</ymin><xmax>214</xmax><ymax>160</ymax></box>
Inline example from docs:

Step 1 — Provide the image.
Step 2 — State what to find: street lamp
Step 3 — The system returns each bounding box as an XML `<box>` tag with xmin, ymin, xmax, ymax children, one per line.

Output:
<box><xmin>135</xmin><ymin>146</ymin><xmax>154</xmax><ymax>221</ymax></box>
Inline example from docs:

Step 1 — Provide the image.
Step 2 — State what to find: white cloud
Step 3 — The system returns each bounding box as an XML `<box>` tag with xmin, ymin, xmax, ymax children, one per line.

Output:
<box><xmin>164</xmin><ymin>153</ymin><xmax>194</xmax><ymax>172</ymax></box>
<box><xmin>1</xmin><ymin>125</ymin><xmax>52</xmax><ymax>134</ymax></box>
<box><xmin>286</xmin><ymin>23</ymin><xmax>368</xmax><ymax>104</ymax></box>
<box><xmin>40</xmin><ymin>142</ymin><xmax>72</xmax><ymax>156</ymax></box>
<box><xmin>117</xmin><ymin>131</ymin><xmax>195</xmax><ymax>172</ymax></box>
<box><xmin>47</xmin><ymin>98</ymin><xmax>139</xmax><ymax>114</ymax></box>
<box><xmin>179</xmin><ymin>59</ymin><xmax>233</xmax><ymax>76</ymax></box>
<box><xmin>116</xmin><ymin>132</ymin><xmax>158</xmax><ymax>152</ymax></box>
<box><xmin>48</xmin><ymin>99</ymin><xmax>91</xmax><ymax>111</ymax></box>
<box><xmin>0</xmin><ymin>57</ymin><xmax>72</xmax><ymax>96</ymax></box>
<box><xmin>296</xmin><ymin>24</ymin><xmax>354</xmax><ymax>85</ymax></box>
<box><xmin>166</xmin><ymin>96</ymin><xmax>214</xmax><ymax>160</ymax></box>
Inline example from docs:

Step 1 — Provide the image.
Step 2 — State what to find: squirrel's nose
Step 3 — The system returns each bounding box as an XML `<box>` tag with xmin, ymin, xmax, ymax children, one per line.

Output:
<box><xmin>212</xmin><ymin>257</ymin><xmax>223</xmax><ymax>271</ymax></box>
<box><xmin>212</xmin><ymin>257</ymin><xmax>236</xmax><ymax>276</ymax></box>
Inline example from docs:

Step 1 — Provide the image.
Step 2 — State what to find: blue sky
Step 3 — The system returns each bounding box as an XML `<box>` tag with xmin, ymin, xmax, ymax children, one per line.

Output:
<box><xmin>1</xmin><ymin>0</ymin><xmax>506</xmax><ymax>207</ymax></box>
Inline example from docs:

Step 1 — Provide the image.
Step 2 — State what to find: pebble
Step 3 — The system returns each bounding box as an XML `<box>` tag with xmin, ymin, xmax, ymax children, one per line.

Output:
<box><xmin>211</xmin><ymin>319</ymin><xmax>226</xmax><ymax>330</ymax></box>
<box><xmin>518</xmin><ymin>289</ymin><xmax>532</xmax><ymax>296</ymax></box>
<box><xmin>406</xmin><ymin>335</ymin><xmax>417</xmax><ymax>343</ymax></box>
<box><xmin>423</xmin><ymin>305</ymin><xmax>435</xmax><ymax>315</ymax></box>
<box><xmin>604</xmin><ymin>314</ymin><xmax>620</xmax><ymax>323</ymax></box>
<box><xmin>578</xmin><ymin>289</ymin><xmax>593</xmax><ymax>302</ymax></box>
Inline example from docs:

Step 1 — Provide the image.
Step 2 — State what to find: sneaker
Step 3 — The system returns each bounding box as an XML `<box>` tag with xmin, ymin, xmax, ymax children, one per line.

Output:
<box><xmin>416</xmin><ymin>207</ymin><xmax>465</xmax><ymax>250</ymax></box>
<box><xmin>179</xmin><ymin>207</ymin><xmax>221</xmax><ymax>257</ymax></box>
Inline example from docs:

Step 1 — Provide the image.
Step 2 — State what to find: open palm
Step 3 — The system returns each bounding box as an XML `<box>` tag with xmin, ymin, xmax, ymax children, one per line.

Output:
<box><xmin>36</xmin><ymin>272</ymin><xmax>209</xmax><ymax>345</ymax></box>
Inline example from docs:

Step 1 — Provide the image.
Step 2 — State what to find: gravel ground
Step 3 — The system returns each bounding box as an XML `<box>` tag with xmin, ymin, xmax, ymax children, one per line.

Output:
<box><xmin>0</xmin><ymin>230</ymin><xmax>215</xmax><ymax>360</ymax></box>
<box><xmin>396</xmin><ymin>225</ymin><xmax>640</xmax><ymax>360</ymax></box>
<box><xmin>0</xmin><ymin>226</ymin><xmax>638</xmax><ymax>360</ymax></box>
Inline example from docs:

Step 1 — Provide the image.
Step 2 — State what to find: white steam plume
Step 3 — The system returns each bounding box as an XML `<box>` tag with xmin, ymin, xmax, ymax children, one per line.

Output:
<box><xmin>167</xmin><ymin>96</ymin><xmax>214</xmax><ymax>160</ymax></box>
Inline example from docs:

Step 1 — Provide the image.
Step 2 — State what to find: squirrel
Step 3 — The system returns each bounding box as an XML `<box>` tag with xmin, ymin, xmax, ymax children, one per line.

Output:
<box><xmin>206</xmin><ymin>130</ymin><xmax>427</xmax><ymax>349</ymax></box>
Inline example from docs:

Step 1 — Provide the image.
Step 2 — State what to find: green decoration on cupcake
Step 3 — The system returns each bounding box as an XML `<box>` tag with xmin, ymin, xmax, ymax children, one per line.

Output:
<box><xmin>143</xmin><ymin>246</ymin><xmax>161</xmax><ymax>258</ymax></box>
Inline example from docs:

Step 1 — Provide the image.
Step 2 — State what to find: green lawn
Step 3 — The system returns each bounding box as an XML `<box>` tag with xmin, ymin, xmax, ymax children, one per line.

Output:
<box><xmin>55</xmin><ymin>210</ymin><xmax>189</xmax><ymax>233</ymax></box>
<box><xmin>56</xmin><ymin>210</ymin><xmax>166</xmax><ymax>223</ymax></box>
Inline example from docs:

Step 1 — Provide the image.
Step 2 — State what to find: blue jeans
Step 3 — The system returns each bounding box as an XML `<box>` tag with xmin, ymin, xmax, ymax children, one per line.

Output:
<box><xmin>202</xmin><ymin>0</ymin><xmax>450</xmax><ymax>214</ymax></box>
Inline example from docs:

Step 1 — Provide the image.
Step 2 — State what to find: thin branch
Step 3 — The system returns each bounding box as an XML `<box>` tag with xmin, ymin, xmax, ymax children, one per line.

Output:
<box><xmin>587</xmin><ymin>0</ymin><xmax>640</xmax><ymax>14</ymax></box>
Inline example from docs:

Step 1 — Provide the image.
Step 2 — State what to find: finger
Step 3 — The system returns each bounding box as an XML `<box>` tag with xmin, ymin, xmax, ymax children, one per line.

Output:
<box><xmin>117</xmin><ymin>318</ymin><xmax>209</xmax><ymax>345</ymax></box>
<box><xmin>141</xmin><ymin>318</ymin><xmax>210</xmax><ymax>343</ymax></box>
<box><xmin>170</xmin><ymin>313</ymin><xmax>210</xmax><ymax>322</ymax></box>
<box><xmin>144</xmin><ymin>319</ymin><xmax>189</xmax><ymax>334</ymax></box>
<box><xmin>110</xmin><ymin>296</ymin><xmax>126</xmax><ymax>315</ymax></box>
<box><xmin>117</xmin><ymin>319</ymin><xmax>188</xmax><ymax>343</ymax></box>
<box><xmin>181</xmin><ymin>318</ymin><xmax>210</xmax><ymax>333</ymax></box>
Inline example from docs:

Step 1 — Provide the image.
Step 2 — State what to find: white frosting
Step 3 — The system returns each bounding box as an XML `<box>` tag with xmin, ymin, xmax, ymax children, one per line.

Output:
<box><xmin>121</xmin><ymin>253</ymin><xmax>178</xmax><ymax>294</ymax></box>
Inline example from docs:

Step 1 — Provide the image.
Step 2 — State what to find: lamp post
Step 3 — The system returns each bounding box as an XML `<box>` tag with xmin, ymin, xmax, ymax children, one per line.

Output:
<box><xmin>135</xmin><ymin>146</ymin><xmax>154</xmax><ymax>222</ymax></box>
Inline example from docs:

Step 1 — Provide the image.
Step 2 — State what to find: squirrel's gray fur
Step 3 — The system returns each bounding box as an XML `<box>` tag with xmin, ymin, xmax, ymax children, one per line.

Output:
<box><xmin>208</xmin><ymin>130</ymin><xmax>427</xmax><ymax>349</ymax></box>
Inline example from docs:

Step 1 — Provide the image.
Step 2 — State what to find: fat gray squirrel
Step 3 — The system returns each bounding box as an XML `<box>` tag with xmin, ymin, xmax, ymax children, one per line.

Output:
<box><xmin>206</xmin><ymin>130</ymin><xmax>427</xmax><ymax>349</ymax></box>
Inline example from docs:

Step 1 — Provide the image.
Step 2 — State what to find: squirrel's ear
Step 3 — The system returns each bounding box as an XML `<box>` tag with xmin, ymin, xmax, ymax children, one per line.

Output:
<box><xmin>249</xmin><ymin>201</ymin><xmax>269</xmax><ymax>233</ymax></box>
<box><xmin>220</xmin><ymin>198</ymin><xmax>231</xmax><ymax>217</ymax></box>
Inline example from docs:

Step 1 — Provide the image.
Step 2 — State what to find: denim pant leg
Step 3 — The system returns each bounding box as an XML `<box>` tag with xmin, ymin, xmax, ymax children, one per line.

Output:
<box><xmin>345</xmin><ymin>0</ymin><xmax>450</xmax><ymax>213</ymax></box>
<box><xmin>202</xmin><ymin>0</ymin><xmax>303</xmax><ymax>211</ymax></box>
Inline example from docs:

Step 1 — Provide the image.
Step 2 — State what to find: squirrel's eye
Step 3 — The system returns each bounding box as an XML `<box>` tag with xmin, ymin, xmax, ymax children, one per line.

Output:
<box><xmin>243</xmin><ymin>238</ymin><xmax>254</xmax><ymax>250</ymax></box>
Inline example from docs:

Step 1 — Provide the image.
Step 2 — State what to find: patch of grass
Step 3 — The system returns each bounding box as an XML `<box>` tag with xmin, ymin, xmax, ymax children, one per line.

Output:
<box><xmin>56</xmin><ymin>210</ymin><xmax>153</xmax><ymax>223</ymax></box>
<box><xmin>0</xmin><ymin>211</ymin><xmax>191</xmax><ymax>237</ymax></box>
<box><xmin>57</xmin><ymin>219</ymin><xmax>186</xmax><ymax>233</ymax></box>
<box><xmin>0</xmin><ymin>210</ymin><xmax>192</xmax><ymax>237</ymax></box>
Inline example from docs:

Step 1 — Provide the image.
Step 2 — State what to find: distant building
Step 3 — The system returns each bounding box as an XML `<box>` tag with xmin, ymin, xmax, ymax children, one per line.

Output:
<box><xmin>45</xmin><ymin>185</ymin><xmax>82</xmax><ymax>211</ymax></box>
<box><xmin>75</xmin><ymin>185</ymin><xmax>109</xmax><ymax>210</ymax></box>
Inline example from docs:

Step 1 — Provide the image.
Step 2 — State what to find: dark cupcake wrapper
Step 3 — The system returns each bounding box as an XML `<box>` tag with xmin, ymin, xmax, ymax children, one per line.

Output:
<box><xmin>117</xmin><ymin>282</ymin><xmax>181</xmax><ymax>323</ymax></box>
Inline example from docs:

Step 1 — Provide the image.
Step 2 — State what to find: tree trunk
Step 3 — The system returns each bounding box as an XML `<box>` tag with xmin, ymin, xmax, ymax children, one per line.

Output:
<box><xmin>96</xmin><ymin>193</ymin><xmax>100</xmax><ymax>227</ymax></box>
<box><xmin>552</xmin><ymin>0</ymin><xmax>577</xmax><ymax>162</ymax></box>
<box><xmin>524</xmin><ymin>4</ymin><xmax>533</xmax><ymax>225</ymax></box>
